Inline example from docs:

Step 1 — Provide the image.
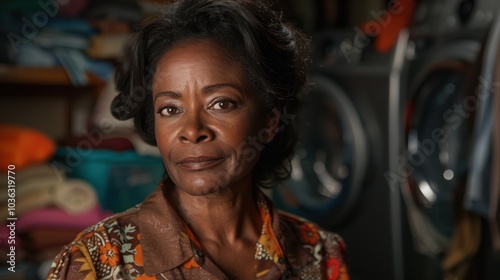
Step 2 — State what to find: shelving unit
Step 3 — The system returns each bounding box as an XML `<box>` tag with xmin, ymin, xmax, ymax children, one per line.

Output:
<box><xmin>0</xmin><ymin>65</ymin><xmax>105</xmax><ymax>139</ymax></box>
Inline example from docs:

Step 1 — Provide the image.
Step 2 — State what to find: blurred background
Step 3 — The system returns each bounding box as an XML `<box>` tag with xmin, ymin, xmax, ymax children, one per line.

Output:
<box><xmin>0</xmin><ymin>0</ymin><xmax>499</xmax><ymax>279</ymax></box>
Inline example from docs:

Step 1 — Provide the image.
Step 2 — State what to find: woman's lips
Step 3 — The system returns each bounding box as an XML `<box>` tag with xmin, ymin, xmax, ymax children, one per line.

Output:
<box><xmin>177</xmin><ymin>157</ymin><xmax>225</xmax><ymax>170</ymax></box>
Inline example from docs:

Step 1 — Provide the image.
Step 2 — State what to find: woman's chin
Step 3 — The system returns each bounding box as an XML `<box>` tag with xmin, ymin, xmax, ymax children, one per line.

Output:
<box><xmin>174</xmin><ymin>177</ymin><xmax>229</xmax><ymax>197</ymax></box>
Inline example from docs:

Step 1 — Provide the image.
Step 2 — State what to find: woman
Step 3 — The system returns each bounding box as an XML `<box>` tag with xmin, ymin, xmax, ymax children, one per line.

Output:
<box><xmin>48</xmin><ymin>0</ymin><xmax>349</xmax><ymax>279</ymax></box>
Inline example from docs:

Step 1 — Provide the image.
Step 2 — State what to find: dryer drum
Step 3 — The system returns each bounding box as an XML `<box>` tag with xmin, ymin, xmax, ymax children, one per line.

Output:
<box><xmin>274</xmin><ymin>75</ymin><xmax>368</xmax><ymax>228</ymax></box>
<box><xmin>404</xmin><ymin>39</ymin><xmax>480</xmax><ymax>247</ymax></box>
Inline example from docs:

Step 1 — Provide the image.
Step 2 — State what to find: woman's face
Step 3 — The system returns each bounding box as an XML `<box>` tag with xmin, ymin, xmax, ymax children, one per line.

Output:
<box><xmin>152</xmin><ymin>39</ymin><xmax>275</xmax><ymax>196</ymax></box>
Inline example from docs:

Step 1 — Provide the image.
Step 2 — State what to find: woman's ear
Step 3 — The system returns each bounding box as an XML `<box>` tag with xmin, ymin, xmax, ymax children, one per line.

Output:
<box><xmin>261</xmin><ymin>106</ymin><xmax>281</xmax><ymax>143</ymax></box>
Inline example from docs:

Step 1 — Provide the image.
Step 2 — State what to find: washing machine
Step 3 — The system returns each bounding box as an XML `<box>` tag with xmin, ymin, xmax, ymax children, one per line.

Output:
<box><xmin>403</xmin><ymin>0</ymin><xmax>500</xmax><ymax>279</ymax></box>
<box><xmin>402</xmin><ymin>28</ymin><xmax>482</xmax><ymax>280</ymax></box>
<box><xmin>272</xmin><ymin>26</ymin><xmax>411</xmax><ymax>279</ymax></box>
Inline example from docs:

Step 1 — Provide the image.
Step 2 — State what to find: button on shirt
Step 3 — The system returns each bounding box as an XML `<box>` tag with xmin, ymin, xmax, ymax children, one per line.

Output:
<box><xmin>47</xmin><ymin>184</ymin><xmax>349</xmax><ymax>279</ymax></box>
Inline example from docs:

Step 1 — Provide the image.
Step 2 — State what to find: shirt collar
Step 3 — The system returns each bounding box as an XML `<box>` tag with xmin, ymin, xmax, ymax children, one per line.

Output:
<box><xmin>138</xmin><ymin>184</ymin><xmax>194</xmax><ymax>275</ymax></box>
<box><xmin>138</xmin><ymin>183</ymin><xmax>301</xmax><ymax>276</ymax></box>
<box><xmin>259</xmin><ymin>193</ymin><xmax>317</xmax><ymax>271</ymax></box>
<box><xmin>256</xmin><ymin>191</ymin><xmax>316</xmax><ymax>274</ymax></box>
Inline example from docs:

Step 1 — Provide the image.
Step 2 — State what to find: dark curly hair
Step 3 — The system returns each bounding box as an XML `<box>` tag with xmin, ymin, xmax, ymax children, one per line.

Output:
<box><xmin>111</xmin><ymin>0</ymin><xmax>310</xmax><ymax>188</ymax></box>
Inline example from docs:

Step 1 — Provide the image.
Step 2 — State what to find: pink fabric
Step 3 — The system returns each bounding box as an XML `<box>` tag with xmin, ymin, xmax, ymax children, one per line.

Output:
<box><xmin>17</xmin><ymin>206</ymin><xmax>112</xmax><ymax>233</ymax></box>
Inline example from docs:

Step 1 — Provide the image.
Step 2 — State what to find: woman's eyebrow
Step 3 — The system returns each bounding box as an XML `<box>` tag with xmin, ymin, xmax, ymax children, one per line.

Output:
<box><xmin>154</xmin><ymin>84</ymin><xmax>242</xmax><ymax>102</ymax></box>
<box><xmin>202</xmin><ymin>83</ymin><xmax>243</xmax><ymax>94</ymax></box>
<box><xmin>154</xmin><ymin>91</ymin><xmax>181</xmax><ymax>102</ymax></box>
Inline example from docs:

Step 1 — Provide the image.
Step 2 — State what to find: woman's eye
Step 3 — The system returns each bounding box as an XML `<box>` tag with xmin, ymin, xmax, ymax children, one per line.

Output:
<box><xmin>212</xmin><ymin>100</ymin><xmax>236</xmax><ymax>110</ymax></box>
<box><xmin>159</xmin><ymin>106</ymin><xmax>180</xmax><ymax>116</ymax></box>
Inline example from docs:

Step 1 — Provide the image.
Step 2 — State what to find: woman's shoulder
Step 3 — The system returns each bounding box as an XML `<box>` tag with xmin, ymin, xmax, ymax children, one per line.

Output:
<box><xmin>47</xmin><ymin>205</ymin><xmax>148</xmax><ymax>279</ymax></box>
<box><xmin>73</xmin><ymin>205</ymin><xmax>142</xmax><ymax>243</ymax></box>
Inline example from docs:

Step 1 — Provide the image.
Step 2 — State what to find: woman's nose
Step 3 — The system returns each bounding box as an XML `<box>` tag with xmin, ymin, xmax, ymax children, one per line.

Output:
<box><xmin>178</xmin><ymin>110</ymin><xmax>214</xmax><ymax>144</ymax></box>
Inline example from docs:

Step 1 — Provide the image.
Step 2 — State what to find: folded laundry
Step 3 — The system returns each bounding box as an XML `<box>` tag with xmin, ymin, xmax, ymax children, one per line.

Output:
<box><xmin>52</xmin><ymin>179</ymin><xmax>98</xmax><ymax>214</ymax></box>
<box><xmin>0</xmin><ymin>124</ymin><xmax>56</xmax><ymax>172</ymax></box>
<box><xmin>0</xmin><ymin>164</ymin><xmax>62</xmax><ymax>202</ymax></box>
<box><xmin>0</xmin><ymin>178</ymin><xmax>98</xmax><ymax>220</ymax></box>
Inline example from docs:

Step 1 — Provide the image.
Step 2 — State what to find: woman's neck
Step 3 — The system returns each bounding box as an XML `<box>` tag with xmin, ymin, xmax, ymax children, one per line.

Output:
<box><xmin>169</xmin><ymin>180</ymin><xmax>262</xmax><ymax>245</ymax></box>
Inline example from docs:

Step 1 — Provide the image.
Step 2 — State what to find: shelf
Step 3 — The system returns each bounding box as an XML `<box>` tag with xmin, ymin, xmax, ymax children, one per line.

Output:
<box><xmin>0</xmin><ymin>65</ymin><xmax>106</xmax><ymax>138</ymax></box>
<box><xmin>0</xmin><ymin>65</ymin><xmax>105</xmax><ymax>95</ymax></box>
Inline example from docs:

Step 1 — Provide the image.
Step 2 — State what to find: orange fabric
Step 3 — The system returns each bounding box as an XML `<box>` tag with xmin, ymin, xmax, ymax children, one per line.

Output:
<box><xmin>360</xmin><ymin>0</ymin><xmax>417</xmax><ymax>52</ymax></box>
<box><xmin>257</xmin><ymin>201</ymin><xmax>285</xmax><ymax>264</ymax></box>
<box><xmin>0</xmin><ymin>124</ymin><xmax>56</xmax><ymax>171</ymax></box>
<box><xmin>99</xmin><ymin>242</ymin><xmax>120</xmax><ymax>267</ymax></box>
<box><xmin>182</xmin><ymin>257</ymin><xmax>201</xmax><ymax>269</ymax></box>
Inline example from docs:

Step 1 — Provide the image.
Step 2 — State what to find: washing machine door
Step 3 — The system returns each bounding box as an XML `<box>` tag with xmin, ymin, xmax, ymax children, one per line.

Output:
<box><xmin>464</xmin><ymin>15</ymin><xmax>500</xmax><ymax>220</ymax></box>
<box><xmin>404</xmin><ymin>39</ymin><xmax>480</xmax><ymax>240</ymax></box>
<box><xmin>274</xmin><ymin>74</ymin><xmax>368</xmax><ymax>227</ymax></box>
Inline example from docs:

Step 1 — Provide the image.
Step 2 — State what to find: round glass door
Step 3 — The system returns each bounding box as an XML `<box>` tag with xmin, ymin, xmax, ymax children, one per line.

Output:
<box><xmin>274</xmin><ymin>75</ymin><xmax>368</xmax><ymax>227</ymax></box>
<box><xmin>403</xmin><ymin>37</ymin><xmax>480</xmax><ymax>241</ymax></box>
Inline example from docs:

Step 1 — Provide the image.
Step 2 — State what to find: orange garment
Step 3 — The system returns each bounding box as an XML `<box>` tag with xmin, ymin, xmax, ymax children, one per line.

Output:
<box><xmin>0</xmin><ymin>124</ymin><xmax>56</xmax><ymax>171</ymax></box>
<box><xmin>360</xmin><ymin>0</ymin><xmax>417</xmax><ymax>52</ymax></box>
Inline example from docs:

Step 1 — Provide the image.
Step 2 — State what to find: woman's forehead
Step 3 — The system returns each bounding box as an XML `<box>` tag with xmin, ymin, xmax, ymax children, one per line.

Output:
<box><xmin>152</xmin><ymin>39</ymin><xmax>251</xmax><ymax>94</ymax></box>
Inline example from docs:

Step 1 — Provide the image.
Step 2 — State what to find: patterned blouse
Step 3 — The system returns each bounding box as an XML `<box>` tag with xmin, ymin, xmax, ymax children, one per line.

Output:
<box><xmin>47</xmin><ymin>184</ymin><xmax>349</xmax><ymax>279</ymax></box>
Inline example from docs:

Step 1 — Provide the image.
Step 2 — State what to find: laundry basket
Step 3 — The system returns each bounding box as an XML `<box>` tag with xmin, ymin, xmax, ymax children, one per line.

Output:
<box><xmin>52</xmin><ymin>147</ymin><xmax>164</xmax><ymax>213</ymax></box>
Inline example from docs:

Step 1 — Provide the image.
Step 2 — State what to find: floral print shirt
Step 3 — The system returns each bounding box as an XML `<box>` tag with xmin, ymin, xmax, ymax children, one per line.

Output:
<box><xmin>47</xmin><ymin>184</ymin><xmax>349</xmax><ymax>279</ymax></box>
